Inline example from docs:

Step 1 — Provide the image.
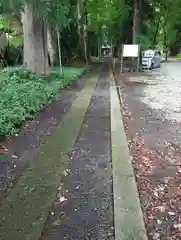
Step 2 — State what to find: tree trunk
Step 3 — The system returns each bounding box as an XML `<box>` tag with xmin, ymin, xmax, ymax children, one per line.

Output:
<box><xmin>98</xmin><ymin>36</ymin><xmax>100</xmax><ymax>59</ymax></box>
<box><xmin>21</xmin><ymin>6</ymin><xmax>49</xmax><ymax>75</ymax></box>
<box><xmin>138</xmin><ymin>0</ymin><xmax>143</xmax><ymax>35</ymax></box>
<box><xmin>83</xmin><ymin>0</ymin><xmax>88</xmax><ymax>65</ymax></box>
<box><xmin>57</xmin><ymin>29</ymin><xmax>63</xmax><ymax>74</ymax></box>
<box><xmin>83</xmin><ymin>24</ymin><xmax>88</xmax><ymax>65</ymax></box>
<box><xmin>163</xmin><ymin>25</ymin><xmax>168</xmax><ymax>60</ymax></box>
<box><xmin>133</xmin><ymin>0</ymin><xmax>142</xmax><ymax>44</ymax></box>
<box><xmin>77</xmin><ymin>0</ymin><xmax>88</xmax><ymax>65</ymax></box>
<box><xmin>47</xmin><ymin>26</ymin><xmax>57</xmax><ymax>66</ymax></box>
<box><xmin>153</xmin><ymin>19</ymin><xmax>160</xmax><ymax>47</ymax></box>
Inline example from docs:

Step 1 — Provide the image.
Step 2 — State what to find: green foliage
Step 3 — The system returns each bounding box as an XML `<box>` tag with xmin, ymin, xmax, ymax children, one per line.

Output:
<box><xmin>136</xmin><ymin>35</ymin><xmax>151</xmax><ymax>51</ymax></box>
<box><xmin>48</xmin><ymin>1</ymin><xmax>71</xmax><ymax>30</ymax></box>
<box><xmin>87</xmin><ymin>0</ymin><xmax>128</xmax><ymax>33</ymax></box>
<box><xmin>9</xmin><ymin>36</ymin><xmax>23</xmax><ymax>47</ymax></box>
<box><xmin>0</xmin><ymin>66</ymin><xmax>86</xmax><ymax>137</ymax></box>
<box><xmin>176</xmin><ymin>53</ymin><xmax>181</xmax><ymax>59</ymax></box>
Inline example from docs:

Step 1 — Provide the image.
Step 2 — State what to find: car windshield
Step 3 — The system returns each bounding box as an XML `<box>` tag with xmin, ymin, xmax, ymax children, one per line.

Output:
<box><xmin>142</xmin><ymin>50</ymin><xmax>154</xmax><ymax>58</ymax></box>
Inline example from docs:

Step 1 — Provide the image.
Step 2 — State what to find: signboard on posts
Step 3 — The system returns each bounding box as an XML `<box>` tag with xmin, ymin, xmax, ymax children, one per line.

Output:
<box><xmin>123</xmin><ymin>44</ymin><xmax>139</xmax><ymax>57</ymax></box>
<box><xmin>120</xmin><ymin>44</ymin><xmax>140</xmax><ymax>73</ymax></box>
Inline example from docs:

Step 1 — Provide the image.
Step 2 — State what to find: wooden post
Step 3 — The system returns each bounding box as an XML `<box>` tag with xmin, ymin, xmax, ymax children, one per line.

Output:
<box><xmin>136</xmin><ymin>45</ymin><xmax>140</xmax><ymax>72</ymax></box>
<box><xmin>120</xmin><ymin>44</ymin><xmax>123</xmax><ymax>73</ymax></box>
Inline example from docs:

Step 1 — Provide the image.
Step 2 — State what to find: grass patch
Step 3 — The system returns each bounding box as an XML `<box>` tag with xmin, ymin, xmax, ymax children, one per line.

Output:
<box><xmin>176</xmin><ymin>53</ymin><xmax>181</xmax><ymax>59</ymax></box>
<box><xmin>0</xmin><ymin>66</ymin><xmax>86</xmax><ymax>137</ymax></box>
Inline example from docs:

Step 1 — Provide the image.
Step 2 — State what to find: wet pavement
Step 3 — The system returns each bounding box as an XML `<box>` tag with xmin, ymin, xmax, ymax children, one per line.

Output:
<box><xmin>41</xmin><ymin>66</ymin><xmax>114</xmax><ymax>239</ymax></box>
<box><xmin>115</xmin><ymin>60</ymin><xmax>181</xmax><ymax>239</ymax></box>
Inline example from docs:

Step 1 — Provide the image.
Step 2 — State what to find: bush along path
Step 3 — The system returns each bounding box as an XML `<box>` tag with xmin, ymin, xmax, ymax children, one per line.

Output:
<box><xmin>0</xmin><ymin>69</ymin><xmax>100</xmax><ymax>240</ymax></box>
<box><xmin>0</xmin><ymin>67</ymin><xmax>86</xmax><ymax>138</ymax></box>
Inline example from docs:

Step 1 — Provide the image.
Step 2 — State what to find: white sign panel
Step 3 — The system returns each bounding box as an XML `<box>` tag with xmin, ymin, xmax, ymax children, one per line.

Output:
<box><xmin>123</xmin><ymin>44</ymin><xmax>139</xmax><ymax>57</ymax></box>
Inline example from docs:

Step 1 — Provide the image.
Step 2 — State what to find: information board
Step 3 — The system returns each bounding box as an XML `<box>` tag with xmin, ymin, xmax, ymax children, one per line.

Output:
<box><xmin>123</xmin><ymin>44</ymin><xmax>139</xmax><ymax>57</ymax></box>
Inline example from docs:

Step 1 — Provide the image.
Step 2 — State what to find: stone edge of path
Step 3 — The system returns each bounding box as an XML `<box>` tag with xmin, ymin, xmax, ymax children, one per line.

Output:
<box><xmin>110</xmin><ymin>70</ymin><xmax>148</xmax><ymax>240</ymax></box>
<box><xmin>0</xmin><ymin>72</ymin><xmax>100</xmax><ymax>240</ymax></box>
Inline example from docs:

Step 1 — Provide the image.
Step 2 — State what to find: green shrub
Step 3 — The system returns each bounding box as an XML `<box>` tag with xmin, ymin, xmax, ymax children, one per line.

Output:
<box><xmin>176</xmin><ymin>53</ymin><xmax>181</xmax><ymax>59</ymax></box>
<box><xmin>136</xmin><ymin>35</ymin><xmax>152</xmax><ymax>51</ymax></box>
<box><xmin>0</xmin><ymin>67</ymin><xmax>86</xmax><ymax>137</ymax></box>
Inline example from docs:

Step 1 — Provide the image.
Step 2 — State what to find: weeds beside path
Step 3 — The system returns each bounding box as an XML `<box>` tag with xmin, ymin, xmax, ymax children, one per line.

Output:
<box><xmin>0</xmin><ymin>67</ymin><xmax>86</xmax><ymax>137</ymax></box>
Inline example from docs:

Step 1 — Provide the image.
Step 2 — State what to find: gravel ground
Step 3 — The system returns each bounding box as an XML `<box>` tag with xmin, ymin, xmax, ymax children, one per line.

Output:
<box><xmin>40</xmin><ymin>65</ymin><xmax>114</xmax><ymax>240</ymax></box>
<box><xmin>115</xmin><ymin>60</ymin><xmax>181</xmax><ymax>239</ymax></box>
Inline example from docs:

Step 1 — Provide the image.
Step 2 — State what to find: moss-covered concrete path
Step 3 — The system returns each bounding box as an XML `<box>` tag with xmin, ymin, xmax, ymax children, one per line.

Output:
<box><xmin>0</xmin><ymin>64</ymin><xmax>147</xmax><ymax>240</ymax></box>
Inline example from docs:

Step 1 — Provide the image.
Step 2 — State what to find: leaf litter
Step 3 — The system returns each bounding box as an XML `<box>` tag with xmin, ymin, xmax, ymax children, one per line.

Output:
<box><xmin>118</xmin><ymin>77</ymin><xmax>181</xmax><ymax>239</ymax></box>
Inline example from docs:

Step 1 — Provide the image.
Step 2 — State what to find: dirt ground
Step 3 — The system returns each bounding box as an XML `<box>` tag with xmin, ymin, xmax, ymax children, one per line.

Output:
<box><xmin>114</xmin><ymin>60</ymin><xmax>181</xmax><ymax>239</ymax></box>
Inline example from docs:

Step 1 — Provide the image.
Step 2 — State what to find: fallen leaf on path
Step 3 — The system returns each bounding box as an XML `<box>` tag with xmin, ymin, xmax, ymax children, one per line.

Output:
<box><xmin>59</xmin><ymin>196</ymin><xmax>67</xmax><ymax>203</ymax></box>
<box><xmin>53</xmin><ymin>219</ymin><xmax>61</xmax><ymax>226</ymax></box>
<box><xmin>76</xmin><ymin>184</ymin><xmax>81</xmax><ymax>190</ymax></box>
<box><xmin>63</xmin><ymin>169</ymin><xmax>71</xmax><ymax>176</ymax></box>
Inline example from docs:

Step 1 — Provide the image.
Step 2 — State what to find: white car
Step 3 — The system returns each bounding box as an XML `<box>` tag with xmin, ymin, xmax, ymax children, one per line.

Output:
<box><xmin>142</xmin><ymin>50</ymin><xmax>161</xmax><ymax>69</ymax></box>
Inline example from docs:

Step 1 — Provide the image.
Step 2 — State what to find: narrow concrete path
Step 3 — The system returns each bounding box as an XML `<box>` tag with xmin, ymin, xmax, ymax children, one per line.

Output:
<box><xmin>41</xmin><ymin>65</ymin><xmax>114</xmax><ymax>239</ymax></box>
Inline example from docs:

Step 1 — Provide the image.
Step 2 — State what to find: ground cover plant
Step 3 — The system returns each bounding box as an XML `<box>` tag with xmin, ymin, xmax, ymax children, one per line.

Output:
<box><xmin>0</xmin><ymin>67</ymin><xmax>86</xmax><ymax>137</ymax></box>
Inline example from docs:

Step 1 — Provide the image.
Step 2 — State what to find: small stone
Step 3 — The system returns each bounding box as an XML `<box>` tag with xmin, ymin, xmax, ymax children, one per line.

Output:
<box><xmin>158</xmin><ymin>186</ymin><xmax>164</xmax><ymax>191</ymax></box>
<box><xmin>157</xmin><ymin>220</ymin><xmax>162</xmax><ymax>225</ymax></box>
<box><xmin>153</xmin><ymin>232</ymin><xmax>160</xmax><ymax>240</ymax></box>
<box><xmin>168</xmin><ymin>212</ymin><xmax>175</xmax><ymax>216</ymax></box>
<box><xmin>174</xmin><ymin>223</ymin><xmax>181</xmax><ymax>229</ymax></box>
<box><xmin>154</xmin><ymin>191</ymin><xmax>158</xmax><ymax>197</ymax></box>
<box><xmin>156</xmin><ymin>205</ymin><xmax>166</xmax><ymax>212</ymax></box>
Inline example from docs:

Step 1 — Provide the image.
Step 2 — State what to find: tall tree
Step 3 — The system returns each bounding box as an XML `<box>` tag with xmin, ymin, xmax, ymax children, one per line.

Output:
<box><xmin>21</xmin><ymin>5</ymin><xmax>49</xmax><ymax>75</ymax></box>
<box><xmin>77</xmin><ymin>0</ymin><xmax>88</xmax><ymax>64</ymax></box>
